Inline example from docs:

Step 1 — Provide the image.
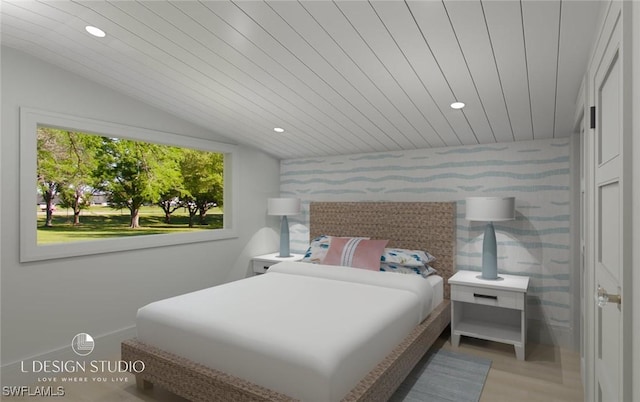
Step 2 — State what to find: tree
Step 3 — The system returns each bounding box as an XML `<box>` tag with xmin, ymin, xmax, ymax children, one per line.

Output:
<box><xmin>58</xmin><ymin>184</ymin><xmax>92</xmax><ymax>225</ymax></box>
<box><xmin>180</xmin><ymin>150</ymin><xmax>224</xmax><ymax>228</ymax></box>
<box><xmin>37</xmin><ymin>128</ymin><xmax>101</xmax><ymax>227</ymax></box>
<box><xmin>95</xmin><ymin>138</ymin><xmax>182</xmax><ymax>228</ymax></box>
<box><xmin>37</xmin><ymin>128</ymin><xmax>65</xmax><ymax>226</ymax></box>
<box><xmin>158</xmin><ymin>189</ymin><xmax>183</xmax><ymax>224</ymax></box>
<box><xmin>56</xmin><ymin>132</ymin><xmax>101</xmax><ymax>225</ymax></box>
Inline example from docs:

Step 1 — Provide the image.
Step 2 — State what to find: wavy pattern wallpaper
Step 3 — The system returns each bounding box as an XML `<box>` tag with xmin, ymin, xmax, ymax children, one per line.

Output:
<box><xmin>281</xmin><ymin>138</ymin><xmax>575</xmax><ymax>346</ymax></box>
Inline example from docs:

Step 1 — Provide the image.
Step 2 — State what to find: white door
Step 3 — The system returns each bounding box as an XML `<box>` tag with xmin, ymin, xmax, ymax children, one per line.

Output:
<box><xmin>590</xmin><ymin>3</ymin><xmax>631</xmax><ymax>401</ymax></box>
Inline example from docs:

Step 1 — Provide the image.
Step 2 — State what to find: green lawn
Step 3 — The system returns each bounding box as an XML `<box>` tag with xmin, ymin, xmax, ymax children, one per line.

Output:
<box><xmin>37</xmin><ymin>205</ymin><xmax>223</xmax><ymax>244</ymax></box>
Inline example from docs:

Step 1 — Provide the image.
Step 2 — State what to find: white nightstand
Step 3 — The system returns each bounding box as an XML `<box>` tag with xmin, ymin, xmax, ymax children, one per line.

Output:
<box><xmin>251</xmin><ymin>252</ymin><xmax>303</xmax><ymax>275</ymax></box>
<box><xmin>449</xmin><ymin>270</ymin><xmax>530</xmax><ymax>360</ymax></box>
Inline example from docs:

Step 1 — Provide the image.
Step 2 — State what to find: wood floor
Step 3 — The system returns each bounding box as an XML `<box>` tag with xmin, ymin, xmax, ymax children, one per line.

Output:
<box><xmin>439</xmin><ymin>334</ymin><xmax>584</xmax><ymax>402</ymax></box>
<box><xmin>3</xmin><ymin>333</ymin><xmax>583</xmax><ymax>402</ymax></box>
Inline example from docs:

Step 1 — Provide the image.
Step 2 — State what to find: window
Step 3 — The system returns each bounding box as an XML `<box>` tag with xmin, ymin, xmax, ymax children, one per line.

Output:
<box><xmin>20</xmin><ymin>108</ymin><xmax>238</xmax><ymax>262</ymax></box>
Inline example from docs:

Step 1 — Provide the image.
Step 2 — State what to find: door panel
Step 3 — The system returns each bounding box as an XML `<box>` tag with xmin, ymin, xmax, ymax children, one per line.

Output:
<box><xmin>598</xmin><ymin>52</ymin><xmax>620</xmax><ymax>165</ymax></box>
<box><xmin>597</xmin><ymin>182</ymin><xmax>619</xmax><ymax>280</ymax></box>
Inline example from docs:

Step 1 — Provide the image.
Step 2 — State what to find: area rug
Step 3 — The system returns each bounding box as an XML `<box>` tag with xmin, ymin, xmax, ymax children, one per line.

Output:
<box><xmin>389</xmin><ymin>348</ymin><xmax>491</xmax><ymax>402</ymax></box>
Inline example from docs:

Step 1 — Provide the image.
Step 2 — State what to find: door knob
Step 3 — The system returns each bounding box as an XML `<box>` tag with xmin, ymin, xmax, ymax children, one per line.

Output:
<box><xmin>596</xmin><ymin>285</ymin><xmax>621</xmax><ymax>307</ymax></box>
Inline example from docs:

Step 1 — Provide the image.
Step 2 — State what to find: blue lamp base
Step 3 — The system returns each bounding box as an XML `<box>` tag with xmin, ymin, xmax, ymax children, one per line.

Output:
<box><xmin>481</xmin><ymin>222</ymin><xmax>499</xmax><ymax>280</ymax></box>
<box><xmin>278</xmin><ymin>215</ymin><xmax>291</xmax><ymax>258</ymax></box>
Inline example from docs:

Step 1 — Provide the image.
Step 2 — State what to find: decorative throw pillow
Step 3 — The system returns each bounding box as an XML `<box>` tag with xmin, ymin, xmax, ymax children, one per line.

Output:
<box><xmin>322</xmin><ymin>237</ymin><xmax>389</xmax><ymax>271</ymax></box>
<box><xmin>380</xmin><ymin>262</ymin><xmax>438</xmax><ymax>278</ymax></box>
<box><xmin>381</xmin><ymin>248</ymin><xmax>436</xmax><ymax>267</ymax></box>
<box><xmin>301</xmin><ymin>235</ymin><xmax>332</xmax><ymax>263</ymax></box>
<box><xmin>302</xmin><ymin>235</ymin><xmax>371</xmax><ymax>263</ymax></box>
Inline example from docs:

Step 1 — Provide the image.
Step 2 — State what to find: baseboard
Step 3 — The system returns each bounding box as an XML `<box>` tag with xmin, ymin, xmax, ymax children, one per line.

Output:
<box><xmin>527</xmin><ymin>319</ymin><xmax>576</xmax><ymax>351</ymax></box>
<box><xmin>0</xmin><ymin>326</ymin><xmax>136</xmax><ymax>386</ymax></box>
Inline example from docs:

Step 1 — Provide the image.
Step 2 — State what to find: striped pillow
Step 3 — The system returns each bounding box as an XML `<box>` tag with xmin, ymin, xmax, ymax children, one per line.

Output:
<box><xmin>322</xmin><ymin>237</ymin><xmax>388</xmax><ymax>271</ymax></box>
<box><xmin>302</xmin><ymin>235</ymin><xmax>370</xmax><ymax>264</ymax></box>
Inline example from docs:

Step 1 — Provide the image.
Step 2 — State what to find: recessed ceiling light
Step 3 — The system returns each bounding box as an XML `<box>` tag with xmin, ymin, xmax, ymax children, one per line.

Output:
<box><xmin>273</xmin><ymin>127</ymin><xmax>285</xmax><ymax>133</ymax></box>
<box><xmin>450</xmin><ymin>101</ymin><xmax>465</xmax><ymax>109</ymax></box>
<box><xmin>85</xmin><ymin>26</ymin><xmax>106</xmax><ymax>38</ymax></box>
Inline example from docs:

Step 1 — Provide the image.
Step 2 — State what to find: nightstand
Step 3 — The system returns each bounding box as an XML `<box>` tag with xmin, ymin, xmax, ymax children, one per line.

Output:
<box><xmin>449</xmin><ymin>270</ymin><xmax>530</xmax><ymax>360</ymax></box>
<box><xmin>251</xmin><ymin>252</ymin><xmax>303</xmax><ymax>275</ymax></box>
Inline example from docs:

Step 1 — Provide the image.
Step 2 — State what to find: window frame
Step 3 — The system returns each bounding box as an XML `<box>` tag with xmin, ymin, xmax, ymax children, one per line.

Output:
<box><xmin>20</xmin><ymin>107</ymin><xmax>239</xmax><ymax>262</ymax></box>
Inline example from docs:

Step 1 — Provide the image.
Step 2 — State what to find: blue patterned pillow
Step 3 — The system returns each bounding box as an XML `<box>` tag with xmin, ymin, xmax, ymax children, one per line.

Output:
<box><xmin>380</xmin><ymin>262</ymin><xmax>437</xmax><ymax>278</ymax></box>
<box><xmin>301</xmin><ymin>235</ymin><xmax>332</xmax><ymax>263</ymax></box>
<box><xmin>381</xmin><ymin>248</ymin><xmax>436</xmax><ymax>267</ymax></box>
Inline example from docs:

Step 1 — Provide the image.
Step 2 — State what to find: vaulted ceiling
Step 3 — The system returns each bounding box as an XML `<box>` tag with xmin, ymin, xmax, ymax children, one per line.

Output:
<box><xmin>1</xmin><ymin>1</ymin><xmax>602</xmax><ymax>159</ymax></box>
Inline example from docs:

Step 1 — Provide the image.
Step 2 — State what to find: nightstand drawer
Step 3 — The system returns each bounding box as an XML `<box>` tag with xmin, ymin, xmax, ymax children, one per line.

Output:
<box><xmin>252</xmin><ymin>260</ymin><xmax>273</xmax><ymax>275</ymax></box>
<box><xmin>451</xmin><ymin>285</ymin><xmax>524</xmax><ymax>310</ymax></box>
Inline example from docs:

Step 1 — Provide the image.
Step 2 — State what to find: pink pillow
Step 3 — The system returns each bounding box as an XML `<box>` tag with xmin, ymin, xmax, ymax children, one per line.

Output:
<box><xmin>322</xmin><ymin>237</ymin><xmax>389</xmax><ymax>271</ymax></box>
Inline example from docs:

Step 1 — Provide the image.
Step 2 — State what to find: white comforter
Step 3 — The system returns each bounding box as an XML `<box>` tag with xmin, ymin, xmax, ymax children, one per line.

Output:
<box><xmin>136</xmin><ymin>262</ymin><xmax>437</xmax><ymax>402</ymax></box>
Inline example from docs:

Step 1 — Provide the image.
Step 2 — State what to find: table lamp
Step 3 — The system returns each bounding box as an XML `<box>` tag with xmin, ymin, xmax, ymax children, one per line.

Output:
<box><xmin>268</xmin><ymin>198</ymin><xmax>301</xmax><ymax>258</ymax></box>
<box><xmin>465</xmin><ymin>197</ymin><xmax>515</xmax><ymax>280</ymax></box>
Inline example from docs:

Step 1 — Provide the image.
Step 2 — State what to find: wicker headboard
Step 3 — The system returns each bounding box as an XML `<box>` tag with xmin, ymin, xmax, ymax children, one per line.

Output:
<box><xmin>309</xmin><ymin>202</ymin><xmax>456</xmax><ymax>299</ymax></box>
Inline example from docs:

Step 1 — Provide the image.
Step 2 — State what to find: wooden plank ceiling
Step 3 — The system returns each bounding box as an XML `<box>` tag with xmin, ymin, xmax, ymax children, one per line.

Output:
<box><xmin>1</xmin><ymin>0</ymin><xmax>602</xmax><ymax>159</ymax></box>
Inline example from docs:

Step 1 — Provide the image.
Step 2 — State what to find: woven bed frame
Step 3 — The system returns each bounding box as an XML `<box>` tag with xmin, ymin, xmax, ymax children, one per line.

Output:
<box><xmin>122</xmin><ymin>201</ymin><xmax>456</xmax><ymax>402</ymax></box>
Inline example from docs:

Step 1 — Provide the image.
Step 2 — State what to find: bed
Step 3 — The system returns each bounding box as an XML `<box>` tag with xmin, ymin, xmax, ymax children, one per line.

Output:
<box><xmin>122</xmin><ymin>201</ymin><xmax>456</xmax><ymax>402</ymax></box>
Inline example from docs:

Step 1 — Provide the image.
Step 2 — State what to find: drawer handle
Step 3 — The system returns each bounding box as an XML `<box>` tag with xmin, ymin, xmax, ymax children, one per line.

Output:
<box><xmin>473</xmin><ymin>293</ymin><xmax>497</xmax><ymax>300</ymax></box>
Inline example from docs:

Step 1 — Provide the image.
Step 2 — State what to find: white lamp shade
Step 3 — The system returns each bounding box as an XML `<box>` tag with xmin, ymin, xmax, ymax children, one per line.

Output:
<box><xmin>267</xmin><ymin>198</ymin><xmax>301</xmax><ymax>216</ymax></box>
<box><xmin>465</xmin><ymin>197</ymin><xmax>515</xmax><ymax>222</ymax></box>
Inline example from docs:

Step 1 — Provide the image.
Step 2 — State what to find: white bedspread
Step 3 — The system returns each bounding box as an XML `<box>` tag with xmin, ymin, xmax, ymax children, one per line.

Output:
<box><xmin>136</xmin><ymin>262</ymin><xmax>440</xmax><ymax>402</ymax></box>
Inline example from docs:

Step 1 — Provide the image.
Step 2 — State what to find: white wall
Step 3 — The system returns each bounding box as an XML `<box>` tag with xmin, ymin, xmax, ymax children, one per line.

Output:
<box><xmin>0</xmin><ymin>47</ymin><xmax>280</xmax><ymax>378</ymax></box>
